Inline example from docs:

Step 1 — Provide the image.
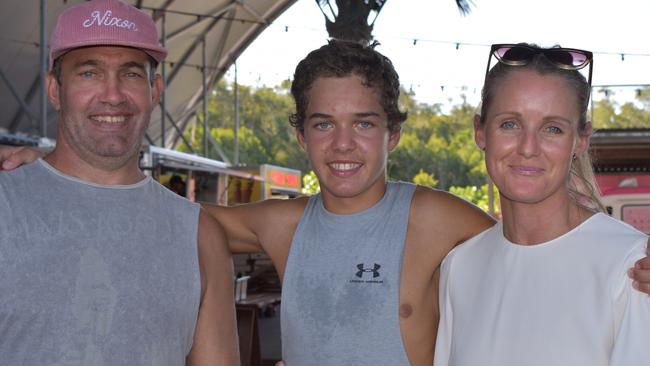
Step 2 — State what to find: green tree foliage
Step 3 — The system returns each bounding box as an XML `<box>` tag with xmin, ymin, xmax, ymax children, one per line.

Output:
<box><xmin>302</xmin><ymin>170</ymin><xmax>321</xmax><ymax>195</ymax></box>
<box><xmin>178</xmin><ymin>80</ymin><xmax>310</xmax><ymax>173</ymax></box>
<box><xmin>591</xmin><ymin>88</ymin><xmax>650</xmax><ymax>128</ymax></box>
<box><xmin>413</xmin><ymin>169</ymin><xmax>438</xmax><ymax>188</ymax></box>
<box><xmin>389</xmin><ymin>93</ymin><xmax>485</xmax><ymax>190</ymax></box>
<box><xmin>180</xmin><ymin>80</ymin><xmax>489</xmax><ymax>192</ymax></box>
<box><xmin>449</xmin><ymin>184</ymin><xmax>500</xmax><ymax>215</ymax></box>
<box><xmin>176</xmin><ymin>79</ymin><xmax>647</xmax><ymax>198</ymax></box>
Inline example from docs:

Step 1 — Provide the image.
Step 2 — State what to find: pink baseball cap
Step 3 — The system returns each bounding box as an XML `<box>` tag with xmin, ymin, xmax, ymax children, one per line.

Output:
<box><xmin>49</xmin><ymin>0</ymin><xmax>167</xmax><ymax>69</ymax></box>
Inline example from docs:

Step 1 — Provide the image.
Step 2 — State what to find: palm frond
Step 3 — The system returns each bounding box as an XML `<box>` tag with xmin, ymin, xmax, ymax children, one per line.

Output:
<box><xmin>456</xmin><ymin>0</ymin><xmax>475</xmax><ymax>16</ymax></box>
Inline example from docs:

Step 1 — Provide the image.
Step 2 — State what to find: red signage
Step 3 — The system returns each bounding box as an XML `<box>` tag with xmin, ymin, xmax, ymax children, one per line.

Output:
<box><xmin>267</xmin><ymin>169</ymin><xmax>300</xmax><ymax>190</ymax></box>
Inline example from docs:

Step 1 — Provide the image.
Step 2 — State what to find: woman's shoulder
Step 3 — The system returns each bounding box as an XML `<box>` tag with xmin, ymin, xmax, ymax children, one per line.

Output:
<box><xmin>582</xmin><ymin>213</ymin><xmax>647</xmax><ymax>248</ymax></box>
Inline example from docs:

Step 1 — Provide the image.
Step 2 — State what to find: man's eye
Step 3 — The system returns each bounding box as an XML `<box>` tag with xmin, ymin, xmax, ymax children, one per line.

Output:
<box><xmin>79</xmin><ymin>71</ymin><xmax>95</xmax><ymax>78</ymax></box>
<box><xmin>125</xmin><ymin>71</ymin><xmax>144</xmax><ymax>78</ymax></box>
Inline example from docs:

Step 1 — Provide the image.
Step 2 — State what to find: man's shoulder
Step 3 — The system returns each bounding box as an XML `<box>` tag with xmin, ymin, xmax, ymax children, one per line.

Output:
<box><xmin>149</xmin><ymin>178</ymin><xmax>198</xmax><ymax>207</ymax></box>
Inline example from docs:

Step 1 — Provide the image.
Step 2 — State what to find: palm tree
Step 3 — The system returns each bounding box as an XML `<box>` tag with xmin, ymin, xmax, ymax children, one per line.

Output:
<box><xmin>316</xmin><ymin>0</ymin><xmax>474</xmax><ymax>45</ymax></box>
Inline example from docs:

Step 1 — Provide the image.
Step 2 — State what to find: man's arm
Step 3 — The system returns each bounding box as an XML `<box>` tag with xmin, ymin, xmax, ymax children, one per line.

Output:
<box><xmin>186</xmin><ymin>209</ymin><xmax>240</xmax><ymax>365</ymax></box>
<box><xmin>0</xmin><ymin>145</ymin><xmax>41</xmax><ymax>170</ymax></box>
<box><xmin>629</xmin><ymin>238</ymin><xmax>650</xmax><ymax>296</ymax></box>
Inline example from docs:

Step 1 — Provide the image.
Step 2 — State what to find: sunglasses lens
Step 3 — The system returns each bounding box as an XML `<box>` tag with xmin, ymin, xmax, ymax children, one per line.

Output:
<box><xmin>495</xmin><ymin>46</ymin><xmax>535</xmax><ymax>64</ymax></box>
<box><xmin>545</xmin><ymin>50</ymin><xmax>590</xmax><ymax>68</ymax></box>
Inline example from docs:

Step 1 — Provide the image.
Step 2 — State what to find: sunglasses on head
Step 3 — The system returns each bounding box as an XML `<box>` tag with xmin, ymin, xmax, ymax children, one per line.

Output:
<box><xmin>485</xmin><ymin>43</ymin><xmax>593</xmax><ymax>86</ymax></box>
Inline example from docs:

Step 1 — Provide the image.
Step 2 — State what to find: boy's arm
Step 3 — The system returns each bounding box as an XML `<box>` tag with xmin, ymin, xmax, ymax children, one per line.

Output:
<box><xmin>629</xmin><ymin>238</ymin><xmax>650</xmax><ymax>296</ymax></box>
<box><xmin>609</xmin><ymin>239</ymin><xmax>650</xmax><ymax>365</ymax></box>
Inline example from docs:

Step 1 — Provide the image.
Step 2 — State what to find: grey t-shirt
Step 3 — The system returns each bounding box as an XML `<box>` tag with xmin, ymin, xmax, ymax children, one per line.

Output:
<box><xmin>0</xmin><ymin>160</ymin><xmax>201</xmax><ymax>365</ymax></box>
<box><xmin>281</xmin><ymin>181</ymin><xmax>416</xmax><ymax>365</ymax></box>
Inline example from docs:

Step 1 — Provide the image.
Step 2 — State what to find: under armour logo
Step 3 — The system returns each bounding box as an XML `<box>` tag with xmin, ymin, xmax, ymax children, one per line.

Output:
<box><xmin>356</xmin><ymin>263</ymin><xmax>381</xmax><ymax>278</ymax></box>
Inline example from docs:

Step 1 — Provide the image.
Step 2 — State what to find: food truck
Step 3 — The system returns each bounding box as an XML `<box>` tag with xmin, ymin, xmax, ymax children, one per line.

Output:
<box><xmin>227</xmin><ymin>164</ymin><xmax>302</xmax><ymax>204</ymax></box>
<box><xmin>141</xmin><ymin>146</ymin><xmax>302</xmax><ymax>205</ymax></box>
<box><xmin>598</xmin><ymin>175</ymin><xmax>650</xmax><ymax>234</ymax></box>
<box><xmin>591</xmin><ymin>128</ymin><xmax>650</xmax><ymax>234</ymax></box>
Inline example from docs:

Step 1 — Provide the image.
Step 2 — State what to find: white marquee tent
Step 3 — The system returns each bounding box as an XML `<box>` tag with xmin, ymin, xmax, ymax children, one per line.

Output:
<box><xmin>0</xmin><ymin>0</ymin><xmax>297</xmax><ymax>149</ymax></box>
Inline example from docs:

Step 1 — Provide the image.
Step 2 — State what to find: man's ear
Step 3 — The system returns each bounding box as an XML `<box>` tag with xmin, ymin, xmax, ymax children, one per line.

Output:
<box><xmin>151</xmin><ymin>74</ymin><xmax>163</xmax><ymax>105</ymax></box>
<box><xmin>295</xmin><ymin>127</ymin><xmax>307</xmax><ymax>151</ymax></box>
<box><xmin>473</xmin><ymin>114</ymin><xmax>486</xmax><ymax>151</ymax></box>
<box><xmin>46</xmin><ymin>72</ymin><xmax>61</xmax><ymax>111</ymax></box>
<box><xmin>574</xmin><ymin>121</ymin><xmax>593</xmax><ymax>157</ymax></box>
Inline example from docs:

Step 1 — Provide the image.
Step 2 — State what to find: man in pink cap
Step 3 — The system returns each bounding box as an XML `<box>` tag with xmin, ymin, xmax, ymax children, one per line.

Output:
<box><xmin>0</xmin><ymin>1</ymin><xmax>239</xmax><ymax>364</ymax></box>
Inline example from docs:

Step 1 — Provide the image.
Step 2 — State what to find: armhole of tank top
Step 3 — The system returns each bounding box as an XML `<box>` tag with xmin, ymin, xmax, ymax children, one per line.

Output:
<box><xmin>282</xmin><ymin>195</ymin><xmax>318</xmax><ymax>287</ymax></box>
<box><xmin>186</xmin><ymin>202</ymin><xmax>202</xmax><ymax>355</ymax></box>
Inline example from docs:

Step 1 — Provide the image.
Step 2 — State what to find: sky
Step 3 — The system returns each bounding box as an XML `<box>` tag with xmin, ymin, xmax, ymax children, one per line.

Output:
<box><xmin>224</xmin><ymin>0</ymin><xmax>650</xmax><ymax>109</ymax></box>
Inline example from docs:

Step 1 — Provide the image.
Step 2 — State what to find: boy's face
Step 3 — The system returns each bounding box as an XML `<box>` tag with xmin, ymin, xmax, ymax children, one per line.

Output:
<box><xmin>297</xmin><ymin>75</ymin><xmax>400</xmax><ymax>211</ymax></box>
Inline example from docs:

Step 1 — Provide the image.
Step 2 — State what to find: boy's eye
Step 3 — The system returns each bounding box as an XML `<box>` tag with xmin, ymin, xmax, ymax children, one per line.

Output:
<box><xmin>358</xmin><ymin>121</ymin><xmax>373</xmax><ymax>129</ymax></box>
<box><xmin>314</xmin><ymin>121</ymin><xmax>331</xmax><ymax>130</ymax></box>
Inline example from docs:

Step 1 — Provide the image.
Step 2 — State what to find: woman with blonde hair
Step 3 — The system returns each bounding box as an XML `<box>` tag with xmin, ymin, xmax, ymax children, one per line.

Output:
<box><xmin>434</xmin><ymin>43</ymin><xmax>650</xmax><ymax>366</ymax></box>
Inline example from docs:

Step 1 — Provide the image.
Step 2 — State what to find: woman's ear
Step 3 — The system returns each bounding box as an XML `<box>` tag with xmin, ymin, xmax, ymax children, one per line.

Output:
<box><xmin>574</xmin><ymin>122</ymin><xmax>593</xmax><ymax>156</ymax></box>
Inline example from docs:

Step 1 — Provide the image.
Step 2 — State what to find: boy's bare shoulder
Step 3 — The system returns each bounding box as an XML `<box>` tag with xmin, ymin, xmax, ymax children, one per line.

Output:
<box><xmin>410</xmin><ymin>185</ymin><xmax>495</xmax><ymax>242</ymax></box>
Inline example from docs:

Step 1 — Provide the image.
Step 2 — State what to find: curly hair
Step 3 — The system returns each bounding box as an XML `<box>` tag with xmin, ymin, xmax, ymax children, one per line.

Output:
<box><xmin>289</xmin><ymin>40</ymin><xmax>407</xmax><ymax>133</ymax></box>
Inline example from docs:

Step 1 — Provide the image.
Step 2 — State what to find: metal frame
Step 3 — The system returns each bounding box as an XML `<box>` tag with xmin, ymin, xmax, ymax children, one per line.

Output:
<box><xmin>2</xmin><ymin>0</ymin><xmax>299</xmax><ymax>161</ymax></box>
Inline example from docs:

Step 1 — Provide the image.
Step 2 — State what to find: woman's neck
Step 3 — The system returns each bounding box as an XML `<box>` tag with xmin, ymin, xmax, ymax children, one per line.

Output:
<box><xmin>500</xmin><ymin>194</ymin><xmax>594</xmax><ymax>245</ymax></box>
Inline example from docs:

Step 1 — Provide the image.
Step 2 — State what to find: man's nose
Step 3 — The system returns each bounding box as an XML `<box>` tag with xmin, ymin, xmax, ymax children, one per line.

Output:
<box><xmin>99</xmin><ymin>75</ymin><xmax>127</xmax><ymax>105</ymax></box>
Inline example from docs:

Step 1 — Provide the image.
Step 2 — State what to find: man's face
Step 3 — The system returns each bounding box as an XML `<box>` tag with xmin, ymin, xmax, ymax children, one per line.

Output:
<box><xmin>297</xmin><ymin>75</ymin><xmax>400</xmax><ymax>212</ymax></box>
<box><xmin>47</xmin><ymin>46</ymin><xmax>162</xmax><ymax>167</ymax></box>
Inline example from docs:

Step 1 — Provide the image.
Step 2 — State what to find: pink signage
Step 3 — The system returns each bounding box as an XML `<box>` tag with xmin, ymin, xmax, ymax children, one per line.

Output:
<box><xmin>622</xmin><ymin>205</ymin><xmax>650</xmax><ymax>234</ymax></box>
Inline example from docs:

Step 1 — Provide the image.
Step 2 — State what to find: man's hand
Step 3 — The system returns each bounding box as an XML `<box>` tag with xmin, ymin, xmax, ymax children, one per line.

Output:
<box><xmin>628</xmin><ymin>237</ymin><xmax>650</xmax><ymax>296</ymax></box>
<box><xmin>0</xmin><ymin>146</ymin><xmax>41</xmax><ymax>170</ymax></box>
<box><xmin>275</xmin><ymin>362</ymin><xmax>286</xmax><ymax>366</ymax></box>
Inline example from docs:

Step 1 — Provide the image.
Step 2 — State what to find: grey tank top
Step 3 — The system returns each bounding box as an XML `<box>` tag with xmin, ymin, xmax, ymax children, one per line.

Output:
<box><xmin>281</xmin><ymin>181</ymin><xmax>416</xmax><ymax>365</ymax></box>
<box><xmin>0</xmin><ymin>160</ymin><xmax>201</xmax><ymax>366</ymax></box>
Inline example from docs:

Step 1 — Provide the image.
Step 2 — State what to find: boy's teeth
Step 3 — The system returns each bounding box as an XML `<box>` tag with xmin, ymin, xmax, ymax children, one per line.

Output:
<box><xmin>331</xmin><ymin>163</ymin><xmax>360</xmax><ymax>170</ymax></box>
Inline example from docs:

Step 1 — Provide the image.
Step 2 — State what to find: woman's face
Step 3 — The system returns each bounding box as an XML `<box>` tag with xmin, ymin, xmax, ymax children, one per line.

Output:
<box><xmin>475</xmin><ymin>69</ymin><xmax>590</xmax><ymax>208</ymax></box>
